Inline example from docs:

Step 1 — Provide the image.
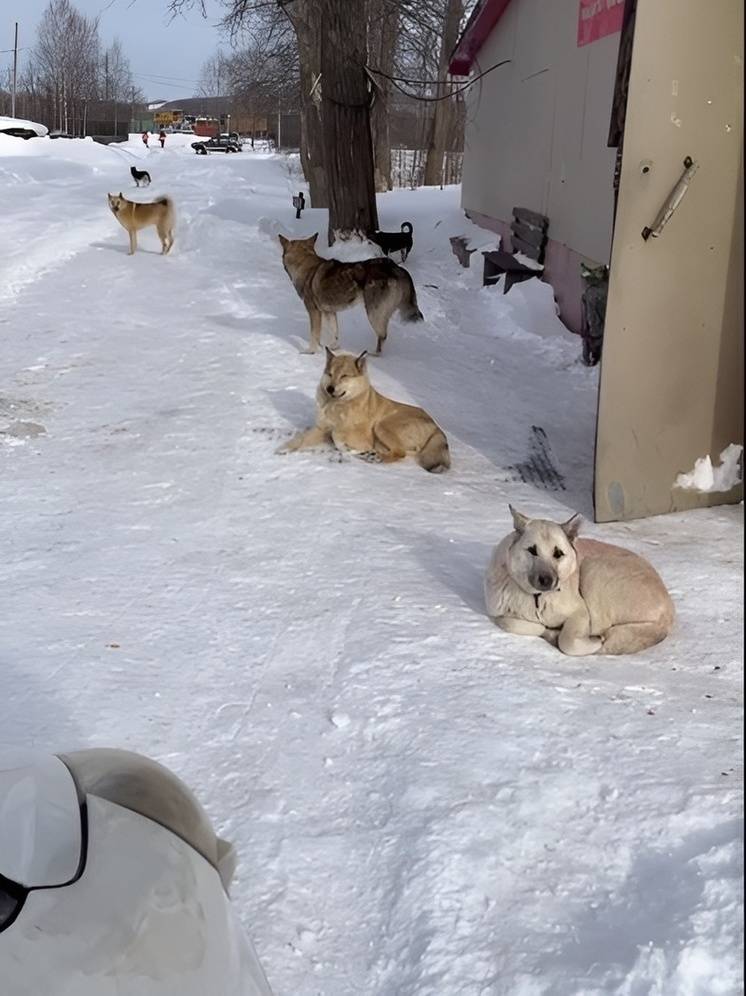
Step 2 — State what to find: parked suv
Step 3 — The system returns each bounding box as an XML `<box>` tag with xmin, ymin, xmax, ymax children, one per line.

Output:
<box><xmin>191</xmin><ymin>134</ymin><xmax>241</xmax><ymax>155</ymax></box>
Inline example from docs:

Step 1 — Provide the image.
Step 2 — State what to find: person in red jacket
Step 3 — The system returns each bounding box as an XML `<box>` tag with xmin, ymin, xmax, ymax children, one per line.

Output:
<box><xmin>141</xmin><ymin>131</ymin><xmax>149</xmax><ymax>147</ymax></box>
<box><xmin>159</xmin><ymin>129</ymin><xmax>166</xmax><ymax>149</ymax></box>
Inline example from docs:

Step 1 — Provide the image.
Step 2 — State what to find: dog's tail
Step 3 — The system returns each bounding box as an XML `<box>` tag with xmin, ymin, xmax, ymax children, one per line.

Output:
<box><xmin>401</xmin><ymin>222</ymin><xmax>413</xmax><ymax>235</ymax></box>
<box><xmin>397</xmin><ymin>269</ymin><xmax>424</xmax><ymax>323</ymax></box>
<box><xmin>418</xmin><ymin>427</ymin><xmax>450</xmax><ymax>474</ymax></box>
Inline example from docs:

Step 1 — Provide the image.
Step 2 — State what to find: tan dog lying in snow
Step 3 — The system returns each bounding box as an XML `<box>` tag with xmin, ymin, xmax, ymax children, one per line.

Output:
<box><xmin>277</xmin><ymin>348</ymin><xmax>450</xmax><ymax>473</ymax></box>
<box><xmin>484</xmin><ymin>506</ymin><xmax>674</xmax><ymax>655</ymax></box>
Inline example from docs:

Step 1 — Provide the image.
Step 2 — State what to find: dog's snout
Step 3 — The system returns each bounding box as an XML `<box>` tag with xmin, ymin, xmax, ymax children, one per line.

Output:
<box><xmin>326</xmin><ymin>384</ymin><xmax>336</xmax><ymax>396</ymax></box>
<box><xmin>536</xmin><ymin>573</ymin><xmax>553</xmax><ymax>591</ymax></box>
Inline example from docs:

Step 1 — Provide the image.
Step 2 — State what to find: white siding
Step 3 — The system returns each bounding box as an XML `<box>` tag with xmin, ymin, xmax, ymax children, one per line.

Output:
<box><xmin>461</xmin><ymin>0</ymin><xmax>621</xmax><ymax>263</ymax></box>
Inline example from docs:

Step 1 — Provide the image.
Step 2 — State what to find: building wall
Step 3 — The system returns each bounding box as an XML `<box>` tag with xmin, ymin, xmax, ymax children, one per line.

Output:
<box><xmin>461</xmin><ymin>0</ymin><xmax>621</xmax><ymax>277</ymax></box>
<box><xmin>594</xmin><ymin>0</ymin><xmax>743</xmax><ymax>521</ymax></box>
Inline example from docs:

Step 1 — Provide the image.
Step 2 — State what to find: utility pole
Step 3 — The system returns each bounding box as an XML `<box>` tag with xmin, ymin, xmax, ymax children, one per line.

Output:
<box><xmin>11</xmin><ymin>22</ymin><xmax>18</xmax><ymax>119</ymax></box>
<box><xmin>277</xmin><ymin>93</ymin><xmax>282</xmax><ymax>151</ymax></box>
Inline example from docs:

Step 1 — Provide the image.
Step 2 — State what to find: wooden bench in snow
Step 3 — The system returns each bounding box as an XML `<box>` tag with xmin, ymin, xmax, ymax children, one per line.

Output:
<box><xmin>482</xmin><ymin>208</ymin><xmax>549</xmax><ymax>293</ymax></box>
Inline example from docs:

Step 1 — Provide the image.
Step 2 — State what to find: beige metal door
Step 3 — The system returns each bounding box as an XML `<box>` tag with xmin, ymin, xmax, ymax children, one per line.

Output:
<box><xmin>594</xmin><ymin>0</ymin><xmax>743</xmax><ymax>521</ymax></box>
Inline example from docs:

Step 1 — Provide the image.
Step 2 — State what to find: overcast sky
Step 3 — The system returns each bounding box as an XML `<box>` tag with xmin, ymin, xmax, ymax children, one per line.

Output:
<box><xmin>4</xmin><ymin>0</ymin><xmax>226</xmax><ymax>101</ymax></box>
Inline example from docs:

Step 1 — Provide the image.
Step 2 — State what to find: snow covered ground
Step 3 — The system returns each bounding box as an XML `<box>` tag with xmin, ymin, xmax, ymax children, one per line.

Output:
<box><xmin>1</xmin><ymin>134</ymin><xmax>742</xmax><ymax>995</ymax></box>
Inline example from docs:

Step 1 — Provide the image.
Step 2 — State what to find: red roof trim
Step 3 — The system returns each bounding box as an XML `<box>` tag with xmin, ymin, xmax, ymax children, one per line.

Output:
<box><xmin>449</xmin><ymin>0</ymin><xmax>514</xmax><ymax>75</ymax></box>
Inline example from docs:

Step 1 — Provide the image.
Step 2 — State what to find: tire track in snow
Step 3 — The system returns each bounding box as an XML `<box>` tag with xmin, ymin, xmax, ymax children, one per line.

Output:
<box><xmin>0</xmin><ymin>213</ymin><xmax>116</xmax><ymax>304</ymax></box>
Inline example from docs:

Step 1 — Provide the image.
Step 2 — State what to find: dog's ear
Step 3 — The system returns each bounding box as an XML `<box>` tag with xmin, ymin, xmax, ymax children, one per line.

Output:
<box><xmin>310</xmin><ymin>232</ymin><xmax>319</xmax><ymax>245</ymax></box>
<box><xmin>561</xmin><ymin>513</ymin><xmax>583</xmax><ymax>542</ymax></box>
<box><xmin>278</xmin><ymin>234</ymin><xmax>288</xmax><ymax>248</ymax></box>
<box><xmin>324</xmin><ymin>346</ymin><xmax>335</xmax><ymax>369</ymax></box>
<box><xmin>355</xmin><ymin>350</ymin><xmax>368</xmax><ymax>372</ymax></box>
<box><xmin>509</xmin><ymin>504</ymin><xmax>530</xmax><ymax>535</ymax></box>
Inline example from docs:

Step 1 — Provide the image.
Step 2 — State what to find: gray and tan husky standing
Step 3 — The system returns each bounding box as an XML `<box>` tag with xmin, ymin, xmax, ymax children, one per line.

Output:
<box><xmin>278</xmin><ymin>348</ymin><xmax>450</xmax><ymax>473</ymax></box>
<box><xmin>107</xmin><ymin>192</ymin><xmax>175</xmax><ymax>255</ymax></box>
<box><xmin>278</xmin><ymin>233</ymin><xmax>423</xmax><ymax>354</ymax></box>
<box><xmin>484</xmin><ymin>506</ymin><xmax>675</xmax><ymax>655</ymax></box>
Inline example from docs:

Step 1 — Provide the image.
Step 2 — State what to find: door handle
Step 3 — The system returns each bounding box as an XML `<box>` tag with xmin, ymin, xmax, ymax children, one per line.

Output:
<box><xmin>642</xmin><ymin>156</ymin><xmax>699</xmax><ymax>241</ymax></box>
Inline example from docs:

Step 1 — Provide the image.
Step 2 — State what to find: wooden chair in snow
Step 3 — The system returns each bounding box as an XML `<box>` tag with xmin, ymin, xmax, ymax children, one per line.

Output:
<box><xmin>482</xmin><ymin>207</ymin><xmax>549</xmax><ymax>293</ymax></box>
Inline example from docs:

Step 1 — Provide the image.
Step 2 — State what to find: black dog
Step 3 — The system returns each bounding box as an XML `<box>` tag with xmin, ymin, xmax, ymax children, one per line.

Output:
<box><xmin>370</xmin><ymin>221</ymin><xmax>414</xmax><ymax>263</ymax></box>
<box><xmin>130</xmin><ymin>165</ymin><xmax>151</xmax><ymax>188</ymax></box>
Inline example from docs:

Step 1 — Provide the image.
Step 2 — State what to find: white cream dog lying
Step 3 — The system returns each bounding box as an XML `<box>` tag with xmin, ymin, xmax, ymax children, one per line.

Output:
<box><xmin>484</xmin><ymin>506</ymin><xmax>675</xmax><ymax>656</ymax></box>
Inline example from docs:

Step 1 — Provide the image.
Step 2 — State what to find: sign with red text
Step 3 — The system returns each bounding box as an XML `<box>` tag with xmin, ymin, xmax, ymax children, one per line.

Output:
<box><xmin>577</xmin><ymin>0</ymin><xmax>624</xmax><ymax>47</ymax></box>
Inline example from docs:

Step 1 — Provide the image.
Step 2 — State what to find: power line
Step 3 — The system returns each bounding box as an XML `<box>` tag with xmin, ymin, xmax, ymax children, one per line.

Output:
<box><xmin>132</xmin><ymin>71</ymin><xmax>202</xmax><ymax>85</ymax></box>
<box><xmin>367</xmin><ymin>58</ymin><xmax>511</xmax><ymax>103</ymax></box>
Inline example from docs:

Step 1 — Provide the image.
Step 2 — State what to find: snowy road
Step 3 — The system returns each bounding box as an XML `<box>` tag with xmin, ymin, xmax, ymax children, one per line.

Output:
<box><xmin>1</xmin><ymin>136</ymin><xmax>742</xmax><ymax>995</ymax></box>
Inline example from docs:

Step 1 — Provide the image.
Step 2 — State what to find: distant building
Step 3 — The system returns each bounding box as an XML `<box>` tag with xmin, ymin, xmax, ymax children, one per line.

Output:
<box><xmin>137</xmin><ymin>96</ymin><xmax>299</xmax><ymax>148</ymax></box>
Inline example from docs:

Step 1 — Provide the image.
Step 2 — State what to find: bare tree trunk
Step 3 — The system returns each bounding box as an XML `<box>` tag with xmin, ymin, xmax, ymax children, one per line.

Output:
<box><xmin>287</xmin><ymin>1</ymin><xmax>328</xmax><ymax>208</ymax></box>
<box><xmin>368</xmin><ymin>1</ymin><xmax>397</xmax><ymax>193</ymax></box>
<box><xmin>319</xmin><ymin>0</ymin><xmax>378</xmax><ymax>243</ymax></box>
<box><xmin>423</xmin><ymin>0</ymin><xmax>463</xmax><ymax>187</ymax></box>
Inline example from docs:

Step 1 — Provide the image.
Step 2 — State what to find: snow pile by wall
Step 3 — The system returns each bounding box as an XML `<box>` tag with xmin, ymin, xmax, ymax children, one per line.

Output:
<box><xmin>675</xmin><ymin>443</ymin><xmax>743</xmax><ymax>493</ymax></box>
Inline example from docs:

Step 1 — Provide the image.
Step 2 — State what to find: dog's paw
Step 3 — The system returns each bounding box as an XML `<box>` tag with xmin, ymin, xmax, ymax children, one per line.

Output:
<box><xmin>559</xmin><ymin>635</ymin><xmax>603</xmax><ymax>657</ymax></box>
<box><xmin>358</xmin><ymin>451</ymin><xmax>382</xmax><ymax>464</ymax></box>
<box><xmin>274</xmin><ymin>435</ymin><xmax>297</xmax><ymax>454</ymax></box>
<box><xmin>299</xmin><ymin>346</ymin><xmax>320</xmax><ymax>355</ymax></box>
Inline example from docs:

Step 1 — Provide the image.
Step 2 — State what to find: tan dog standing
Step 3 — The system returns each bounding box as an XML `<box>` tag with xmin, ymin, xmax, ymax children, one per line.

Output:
<box><xmin>107</xmin><ymin>192</ymin><xmax>175</xmax><ymax>255</ymax></box>
<box><xmin>278</xmin><ymin>349</ymin><xmax>450</xmax><ymax>473</ymax></box>
<box><xmin>484</xmin><ymin>506</ymin><xmax>675</xmax><ymax>655</ymax></box>
<box><xmin>278</xmin><ymin>233</ymin><xmax>423</xmax><ymax>354</ymax></box>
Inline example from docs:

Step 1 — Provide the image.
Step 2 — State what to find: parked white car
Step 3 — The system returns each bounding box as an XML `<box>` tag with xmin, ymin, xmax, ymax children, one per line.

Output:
<box><xmin>0</xmin><ymin>116</ymin><xmax>48</xmax><ymax>140</ymax></box>
<box><xmin>0</xmin><ymin>748</ymin><xmax>273</xmax><ymax>995</ymax></box>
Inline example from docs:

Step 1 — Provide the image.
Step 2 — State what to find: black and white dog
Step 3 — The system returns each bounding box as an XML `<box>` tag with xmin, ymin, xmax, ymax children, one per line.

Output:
<box><xmin>370</xmin><ymin>222</ymin><xmax>414</xmax><ymax>263</ymax></box>
<box><xmin>130</xmin><ymin>165</ymin><xmax>151</xmax><ymax>187</ymax></box>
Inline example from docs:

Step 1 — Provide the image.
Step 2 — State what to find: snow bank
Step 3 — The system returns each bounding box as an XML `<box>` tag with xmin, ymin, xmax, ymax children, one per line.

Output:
<box><xmin>675</xmin><ymin>443</ymin><xmax>743</xmax><ymax>493</ymax></box>
<box><xmin>0</xmin><ymin>133</ymin><xmax>49</xmax><ymax>157</ymax></box>
<box><xmin>0</xmin><ymin>131</ymin><xmax>199</xmax><ymax>167</ymax></box>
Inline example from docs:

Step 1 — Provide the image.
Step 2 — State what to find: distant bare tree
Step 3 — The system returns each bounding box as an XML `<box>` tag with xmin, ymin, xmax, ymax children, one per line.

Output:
<box><xmin>171</xmin><ymin>0</ymin><xmax>328</xmax><ymax>206</ymax></box>
<box><xmin>197</xmin><ymin>51</ymin><xmax>230</xmax><ymax>96</ymax></box>
<box><xmin>27</xmin><ymin>0</ymin><xmax>101</xmax><ymax>134</ymax></box>
<box><xmin>167</xmin><ymin>0</ymin><xmax>475</xmax><ymax>224</ymax></box>
<box><xmin>423</xmin><ymin>0</ymin><xmax>464</xmax><ymax>186</ymax></box>
<box><xmin>103</xmin><ymin>38</ymin><xmax>135</xmax><ymax>133</ymax></box>
<box><xmin>368</xmin><ymin>0</ymin><xmax>399</xmax><ymax>192</ymax></box>
<box><xmin>280</xmin><ymin>1</ymin><xmax>326</xmax><ymax>207</ymax></box>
